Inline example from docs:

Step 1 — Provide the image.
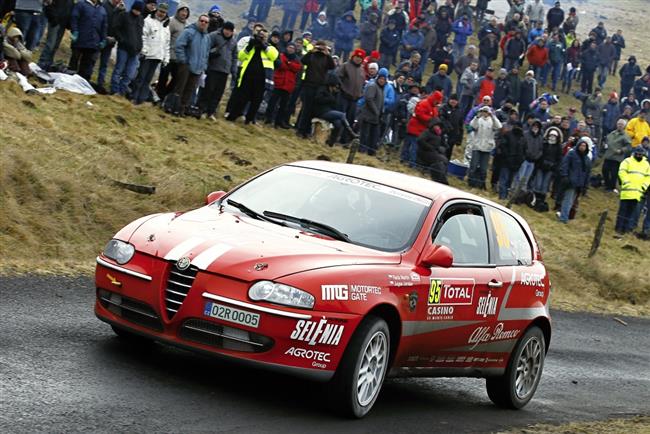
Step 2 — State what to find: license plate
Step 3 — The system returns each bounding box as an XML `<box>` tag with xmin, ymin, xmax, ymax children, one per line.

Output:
<box><xmin>203</xmin><ymin>302</ymin><xmax>260</xmax><ymax>328</ymax></box>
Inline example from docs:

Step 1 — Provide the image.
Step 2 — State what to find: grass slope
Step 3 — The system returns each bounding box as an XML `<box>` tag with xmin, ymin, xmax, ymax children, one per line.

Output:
<box><xmin>0</xmin><ymin>80</ymin><xmax>648</xmax><ymax>316</ymax></box>
<box><xmin>499</xmin><ymin>415</ymin><xmax>650</xmax><ymax>434</ymax></box>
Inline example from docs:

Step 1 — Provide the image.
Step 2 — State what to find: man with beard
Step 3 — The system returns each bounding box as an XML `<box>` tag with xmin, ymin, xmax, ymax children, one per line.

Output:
<box><xmin>227</xmin><ymin>27</ymin><xmax>278</xmax><ymax>124</ymax></box>
<box><xmin>197</xmin><ymin>21</ymin><xmax>237</xmax><ymax>120</ymax></box>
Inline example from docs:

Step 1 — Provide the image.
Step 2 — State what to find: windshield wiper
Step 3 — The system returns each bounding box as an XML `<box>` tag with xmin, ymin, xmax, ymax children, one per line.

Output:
<box><xmin>225</xmin><ymin>199</ymin><xmax>284</xmax><ymax>225</ymax></box>
<box><xmin>263</xmin><ymin>211</ymin><xmax>350</xmax><ymax>243</ymax></box>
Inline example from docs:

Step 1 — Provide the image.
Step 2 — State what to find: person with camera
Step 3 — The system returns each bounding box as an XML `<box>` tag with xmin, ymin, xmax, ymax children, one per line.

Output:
<box><xmin>226</xmin><ymin>27</ymin><xmax>278</xmax><ymax>124</ymax></box>
<box><xmin>296</xmin><ymin>40</ymin><xmax>335</xmax><ymax>138</ymax></box>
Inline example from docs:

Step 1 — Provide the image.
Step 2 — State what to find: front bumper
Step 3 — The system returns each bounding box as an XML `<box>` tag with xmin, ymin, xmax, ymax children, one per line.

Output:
<box><xmin>95</xmin><ymin>256</ymin><xmax>360</xmax><ymax>381</ymax></box>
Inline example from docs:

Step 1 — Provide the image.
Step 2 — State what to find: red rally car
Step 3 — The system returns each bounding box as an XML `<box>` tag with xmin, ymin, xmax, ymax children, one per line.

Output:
<box><xmin>95</xmin><ymin>161</ymin><xmax>551</xmax><ymax>417</ymax></box>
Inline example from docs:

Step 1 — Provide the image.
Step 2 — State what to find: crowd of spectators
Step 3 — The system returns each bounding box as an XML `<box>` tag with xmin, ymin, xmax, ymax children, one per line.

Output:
<box><xmin>1</xmin><ymin>0</ymin><xmax>649</xmax><ymax>238</ymax></box>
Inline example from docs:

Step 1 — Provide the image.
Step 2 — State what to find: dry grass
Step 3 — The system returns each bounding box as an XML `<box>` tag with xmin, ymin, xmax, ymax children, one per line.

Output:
<box><xmin>499</xmin><ymin>415</ymin><xmax>650</xmax><ymax>434</ymax></box>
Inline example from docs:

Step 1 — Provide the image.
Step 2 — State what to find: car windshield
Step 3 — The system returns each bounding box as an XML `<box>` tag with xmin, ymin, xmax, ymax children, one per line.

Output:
<box><xmin>215</xmin><ymin>166</ymin><xmax>432</xmax><ymax>252</ymax></box>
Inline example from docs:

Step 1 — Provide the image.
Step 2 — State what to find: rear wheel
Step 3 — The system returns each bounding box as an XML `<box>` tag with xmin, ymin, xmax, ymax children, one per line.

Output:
<box><xmin>330</xmin><ymin>316</ymin><xmax>390</xmax><ymax>418</ymax></box>
<box><xmin>486</xmin><ymin>326</ymin><xmax>545</xmax><ymax>409</ymax></box>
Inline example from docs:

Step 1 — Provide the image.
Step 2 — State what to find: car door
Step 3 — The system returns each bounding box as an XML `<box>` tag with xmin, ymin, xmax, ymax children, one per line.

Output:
<box><xmin>410</xmin><ymin>201</ymin><xmax>503</xmax><ymax>368</ymax></box>
<box><xmin>483</xmin><ymin>206</ymin><xmax>546</xmax><ymax>365</ymax></box>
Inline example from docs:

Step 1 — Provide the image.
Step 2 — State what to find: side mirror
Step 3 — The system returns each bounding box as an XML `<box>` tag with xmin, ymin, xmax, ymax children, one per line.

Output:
<box><xmin>418</xmin><ymin>244</ymin><xmax>453</xmax><ymax>268</ymax></box>
<box><xmin>205</xmin><ymin>191</ymin><xmax>226</xmax><ymax>205</ymax></box>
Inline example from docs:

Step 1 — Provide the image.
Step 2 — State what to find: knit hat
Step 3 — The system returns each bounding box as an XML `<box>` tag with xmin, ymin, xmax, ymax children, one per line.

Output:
<box><xmin>209</xmin><ymin>4</ymin><xmax>221</xmax><ymax>14</ymax></box>
<box><xmin>378</xmin><ymin>68</ymin><xmax>389</xmax><ymax>78</ymax></box>
<box><xmin>370</xmin><ymin>50</ymin><xmax>380</xmax><ymax>59</ymax></box>
<box><xmin>132</xmin><ymin>0</ymin><xmax>145</xmax><ymax>12</ymax></box>
<box><xmin>439</xmin><ymin>64</ymin><xmax>448</xmax><ymax>72</ymax></box>
<box><xmin>368</xmin><ymin>62</ymin><xmax>378</xmax><ymax>70</ymax></box>
<box><xmin>499</xmin><ymin>68</ymin><xmax>507</xmax><ymax>75</ymax></box>
<box><xmin>157</xmin><ymin>2</ymin><xmax>169</xmax><ymax>11</ymax></box>
<box><xmin>222</xmin><ymin>21</ymin><xmax>235</xmax><ymax>31</ymax></box>
<box><xmin>351</xmin><ymin>48</ymin><xmax>366</xmax><ymax>59</ymax></box>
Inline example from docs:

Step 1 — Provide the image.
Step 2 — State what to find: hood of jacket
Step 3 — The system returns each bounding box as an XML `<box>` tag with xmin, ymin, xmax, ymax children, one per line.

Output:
<box><xmin>428</xmin><ymin>90</ymin><xmax>443</xmax><ymax>105</ymax></box>
<box><xmin>175</xmin><ymin>2</ymin><xmax>190</xmax><ymax>21</ymax></box>
<box><xmin>341</xmin><ymin>10</ymin><xmax>357</xmax><ymax>23</ymax></box>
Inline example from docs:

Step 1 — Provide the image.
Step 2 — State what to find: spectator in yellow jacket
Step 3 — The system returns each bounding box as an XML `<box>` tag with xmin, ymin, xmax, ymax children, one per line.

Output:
<box><xmin>614</xmin><ymin>146</ymin><xmax>650</xmax><ymax>235</ymax></box>
<box><xmin>625</xmin><ymin>110</ymin><xmax>650</xmax><ymax>147</ymax></box>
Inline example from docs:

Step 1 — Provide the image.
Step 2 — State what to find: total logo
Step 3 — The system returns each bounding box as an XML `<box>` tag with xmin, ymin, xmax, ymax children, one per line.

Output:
<box><xmin>321</xmin><ymin>284</ymin><xmax>381</xmax><ymax>301</ymax></box>
<box><xmin>284</xmin><ymin>346</ymin><xmax>331</xmax><ymax>369</ymax></box>
<box><xmin>428</xmin><ymin>278</ymin><xmax>475</xmax><ymax>306</ymax></box>
<box><xmin>476</xmin><ymin>291</ymin><xmax>499</xmax><ymax>318</ymax></box>
<box><xmin>290</xmin><ymin>318</ymin><xmax>345</xmax><ymax>346</ymax></box>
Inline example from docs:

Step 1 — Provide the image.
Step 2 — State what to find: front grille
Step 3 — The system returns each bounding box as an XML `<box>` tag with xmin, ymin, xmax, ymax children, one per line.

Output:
<box><xmin>98</xmin><ymin>289</ymin><xmax>163</xmax><ymax>331</ymax></box>
<box><xmin>179</xmin><ymin>319</ymin><xmax>274</xmax><ymax>353</ymax></box>
<box><xmin>165</xmin><ymin>262</ymin><xmax>198</xmax><ymax>319</ymax></box>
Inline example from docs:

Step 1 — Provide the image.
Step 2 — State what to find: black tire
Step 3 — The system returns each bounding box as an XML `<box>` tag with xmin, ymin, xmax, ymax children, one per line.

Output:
<box><xmin>330</xmin><ymin>316</ymin><xmax>390</xmax><ymax>418</ymax></box>
<box><xmin>486</xmin><ymin>326</ymin><xmax>546</xmax><ymax>409</ymax></box>
<box><xmin>111</xmin><ymin>325</ymin><xmax>153</xmax><ymax>345</ymax></box>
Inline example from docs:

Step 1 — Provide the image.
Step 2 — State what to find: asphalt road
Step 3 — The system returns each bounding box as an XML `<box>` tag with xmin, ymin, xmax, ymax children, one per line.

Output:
<box><xmin>1</xmin><ymin>276</ymin><xmax>649</xmax><ymax>433</ymax></box>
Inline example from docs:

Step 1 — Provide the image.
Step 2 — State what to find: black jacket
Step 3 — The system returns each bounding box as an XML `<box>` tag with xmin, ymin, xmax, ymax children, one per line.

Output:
<box><xmin>313</xmin><ymin>86</ymin><xmax>339</xmax><ymax>117</ymax></box>
<box><xmin>45</xmin><ymin>0</ymin><xmax>74</xmax><ymax>28</ymax></box>
<box><xmin>439</xmin><ymin>102</ymin><xmax>464</xmax><ymax>145</ymax></box>
<box><xmin>497</xmin><ymin>127</ymin><xmax>526</xmax><ymax>170</ymax></box>
<box><xmin>301</xmin><ymin>51</ymin><xmax>335</xmax><ymax>87</ymax></box>
<box><xmin>113</xmin><ymin>10</ymin><xmax>144</xmax><ymax>55</ymax></box>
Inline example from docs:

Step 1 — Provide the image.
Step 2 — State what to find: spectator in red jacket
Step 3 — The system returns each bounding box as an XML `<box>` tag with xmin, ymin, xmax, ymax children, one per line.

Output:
<box><xmin>264</xmin><ymin>42</ymin><xmax>302</xmax><ymax>128</ymax></box>
<box><xmin>527</xmin><ymin>38</ymin><xmax>549</xmax><ymax>81</ymax></box>
<box><xmin>475</xmin><ymin>67</ymin><xmax>496</xmax><ymax>103</ymax></box>
<box><xmin>403</xmin><ymin>90</ymin><xmax>443</xmax><ymax>166</ymax></box>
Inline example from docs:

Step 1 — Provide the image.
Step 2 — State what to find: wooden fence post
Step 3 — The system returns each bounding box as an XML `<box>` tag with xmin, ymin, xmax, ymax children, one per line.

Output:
<box><xmin>588</xmin><ymin>210</ymin><xmax>608</xmax><ymax>258</ymax></box>
<box><xmin>346</xmin><ymin>139</ymin><xmax>360</xmax><ymax>164</ymax></box>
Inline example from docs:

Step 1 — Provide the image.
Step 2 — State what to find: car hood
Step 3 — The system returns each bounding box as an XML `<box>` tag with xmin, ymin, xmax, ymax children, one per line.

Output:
<box><xmin>128</xmin><ymin>207</ymin><xmax>401</xmax><ymax>281</ymax></box>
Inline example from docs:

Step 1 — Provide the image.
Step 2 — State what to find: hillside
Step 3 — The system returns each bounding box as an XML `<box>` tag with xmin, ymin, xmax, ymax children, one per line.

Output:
<box><xmin>0</xmin><ymin>80</ymin><xmax>648</xmax><ymax>316</ymax></box>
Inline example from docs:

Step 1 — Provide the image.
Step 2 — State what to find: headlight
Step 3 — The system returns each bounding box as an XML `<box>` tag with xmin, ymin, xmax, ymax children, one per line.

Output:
<box><xmin>248</xmin><ymin>281</ymin><xmax>315</xmax><ymax>309</ymax></box>
<box><xmin>103</xmin><ymin>239</ymin><xmax>135</xmax><ymax>265</ymax></box>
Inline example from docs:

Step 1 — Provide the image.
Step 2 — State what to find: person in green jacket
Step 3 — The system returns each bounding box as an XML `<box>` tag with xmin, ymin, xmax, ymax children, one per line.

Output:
<box><xmin>602</xmin><ymin>119</ymin><xmax>632</xmax><ymax>192</ymax></box>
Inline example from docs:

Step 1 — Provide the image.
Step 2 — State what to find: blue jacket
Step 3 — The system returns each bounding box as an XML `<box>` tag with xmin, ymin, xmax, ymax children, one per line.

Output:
<box><xmin>175</xmin><ymin>23</ymin><xmax>211</xmax><ymax>75</ymax></box>
<box><xmin>334</xmin><ymin>11</ymin><xmax>359</xmax><ymax>53</ymax></box>
<box><xmin>425</xmin><ymin>72</ymin><xmax>452</xmax><ymax>97</ymax></box>
<box><xmin>527</xmin><ymin>27</ymin><xmax>544</xmax><ymax>44</ymax></box>
<box><xmin>379</xmin><ymin>26</ymin><xmax>400</xmax><ymax>56</ymax></box>
<box><xmin>560</xmin><ymin>147</ymin><xmax>592</xmax><ymax>189</ymax></box>
<box><xmin>310</xmin><ymin>20</ymin><xmax>330</xmax><ymax>41</ymax></box>
<box><xmin>452</xmin><ymin>18</ymin><xmax>473</xmax><ymax>46</ymax></box>
<box><xmin>70</xmin><ymin>0</ymin><xmax>107</xmax><ymax>50</ymax></box>
<box><xmin>383</xmin><ymin>82</ymin><xmax>396</xmax><ymax>112</ymax></box>
<box><xmin>399</xmin><ymin>28</ymin><xmax>424</xmax><ymax>59</ymax></box>
<box><xmin>602</xmin><ymin>101</ymin><xmax>621</xmax><ymax>131</ymax></box>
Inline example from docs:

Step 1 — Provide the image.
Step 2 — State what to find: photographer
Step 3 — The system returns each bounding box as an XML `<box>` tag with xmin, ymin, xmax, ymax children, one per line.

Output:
<box><xmin>296</xmin><ymin>40</ymin><xmax>335</xmax><ymax>138</ymax></box>
<box><xmin>226</xmin><ymin>27</ymin><xmax>278</xmax><ymax>124</ymax></box>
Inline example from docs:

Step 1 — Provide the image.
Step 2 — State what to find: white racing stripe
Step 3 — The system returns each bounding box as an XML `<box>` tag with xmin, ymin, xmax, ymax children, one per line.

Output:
<box><xmin>191</xmin><ymin>243</ymin><xmax>232</xmax><ymax>269</ymax></box>
<box><xmin>163</xmin><ymin>237</ymin><xmax>206</xmax><ymax>261</ymax></box>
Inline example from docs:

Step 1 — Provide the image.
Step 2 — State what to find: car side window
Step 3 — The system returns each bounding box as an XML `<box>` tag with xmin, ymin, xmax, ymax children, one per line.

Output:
<box><xmin>433</xmin><ymin>206</ymin><xmax>490</xmax><ymax>265</ymax></box>
<box><xmin>486</xmin><ymin>208</ymin><xmax>533</xmax><ymax>266</ymax></box>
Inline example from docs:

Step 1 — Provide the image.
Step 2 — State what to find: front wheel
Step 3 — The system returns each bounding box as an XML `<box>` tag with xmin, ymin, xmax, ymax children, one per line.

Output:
<box><xmin>486</xmin><ymin>326</ymin><xmax>546</xmax><ymax>409</ymax></box>
<box><xmin>330</xmin><ymin>316</ymin><xmax>390</xmax><ymax>418</ymax></box>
